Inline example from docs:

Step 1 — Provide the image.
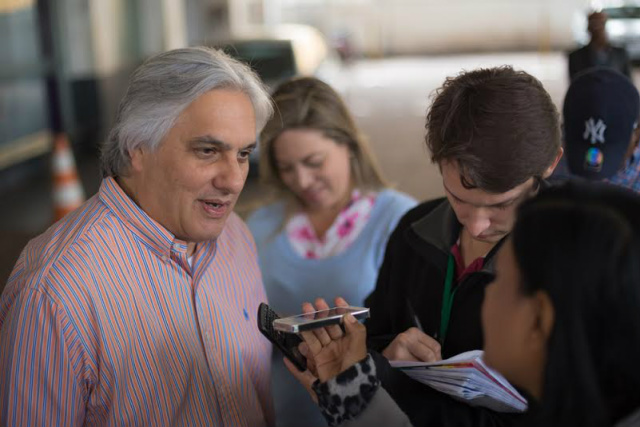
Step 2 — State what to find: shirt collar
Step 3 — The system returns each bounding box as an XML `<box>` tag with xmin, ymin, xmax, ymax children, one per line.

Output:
<box><xmin>98</xmin><ymin>177</ymin><xmax>191</xmax><ymax>259</ymax></box>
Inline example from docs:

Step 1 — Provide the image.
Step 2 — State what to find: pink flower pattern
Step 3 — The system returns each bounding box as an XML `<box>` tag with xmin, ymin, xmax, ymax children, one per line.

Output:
<box><xmin>286</xmin><ymin>190</ymin><xmax>377</xmax><ymax>259</ymax></box>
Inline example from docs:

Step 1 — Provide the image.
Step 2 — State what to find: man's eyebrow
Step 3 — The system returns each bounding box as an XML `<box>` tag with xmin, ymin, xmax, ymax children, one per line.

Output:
<box><xmin>189</xmin><ymin>136</ymin><xmax>231</xmax><ymax>150</ymax></box>
<box><xmin>443</xmin><ymin>181</ymin><xmax>517</xmax><ymax>208</ymax></box>
<box><xmin>242</xmin><ymin>141</ymin><xmax>258</xmax><ymax>151</ymax></box>
<box><xmin>189</xmin><ymin>136</ymin><xmax>257</xmax><ymax>151</ymax></box>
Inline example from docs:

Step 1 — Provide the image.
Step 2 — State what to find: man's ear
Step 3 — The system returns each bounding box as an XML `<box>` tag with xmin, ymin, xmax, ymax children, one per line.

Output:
<box><xmin>531</xmin><ymin>290</ymin><xmax>555</xmax><ymax>344</ymax></box>
<box><xmin>128</xmin><ymin>146</ymin><xmax>146</xmax><ymax>173</ymax></box>
<box><xmin>542</xmin><ymin>147</ymin><xmax>564</xmax><ymax>178</ymax></box>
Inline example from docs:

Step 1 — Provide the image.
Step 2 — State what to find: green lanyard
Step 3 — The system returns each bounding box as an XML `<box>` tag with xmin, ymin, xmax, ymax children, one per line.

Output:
<box><xmin>438</xmin><ymin>254</ymin><xmax>457</xmax><ymax>345</ymax></box>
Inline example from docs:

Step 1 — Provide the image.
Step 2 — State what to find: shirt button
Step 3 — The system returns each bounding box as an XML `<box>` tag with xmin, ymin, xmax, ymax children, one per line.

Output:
<box><xmin>172</xmin><ymin>243</ymin><xmax>181</xmax><ymax>251</ymax></box>
<box><xmin>161</xmin><ymin>255</ymin><xmax>168</xmax><ymax>262</ymax></box>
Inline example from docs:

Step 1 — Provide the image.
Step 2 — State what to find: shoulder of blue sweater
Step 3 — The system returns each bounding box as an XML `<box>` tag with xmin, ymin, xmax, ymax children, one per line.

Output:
<box><xmin>246</xmin><ymin>201</ymin><xmax>287</xmax><ymax>233</ymax></box>
<box><xmin>376</xmin><ymin>188</ymin><xmax>418</xmax><ymax>211</ymax></box>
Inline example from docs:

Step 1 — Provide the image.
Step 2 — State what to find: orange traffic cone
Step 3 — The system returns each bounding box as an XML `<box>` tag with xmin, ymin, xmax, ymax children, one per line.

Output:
<box><xmin>52</xmin><ymin>133</ymin><xmax>85</xmax><ymax>221</ymax></box>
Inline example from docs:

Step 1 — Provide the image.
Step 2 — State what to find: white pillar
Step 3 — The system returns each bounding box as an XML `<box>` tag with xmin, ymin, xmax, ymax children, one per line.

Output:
<box><xmin>162</xmin><ymin>0</ymin><xmax>188</xmax><ymax>50</ymax></box>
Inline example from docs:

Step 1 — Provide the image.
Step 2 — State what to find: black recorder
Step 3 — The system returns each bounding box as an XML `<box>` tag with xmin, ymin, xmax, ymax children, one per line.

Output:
<box><xmin>257</xmin><ymin>303</ymin><xmax>307</xmax><ymax>371</ymax></box>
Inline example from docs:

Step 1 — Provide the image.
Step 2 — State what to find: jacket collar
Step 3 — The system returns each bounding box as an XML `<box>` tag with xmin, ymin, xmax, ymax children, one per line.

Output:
<box><xmin>411</xmin><ymin>199</ymin><xmax>459</xmax><ymax>254</ymax></box>
<box><xmin>409</xmin><ymin>199</ymin><xmax>502</xmax><ymax>274</ymax></box>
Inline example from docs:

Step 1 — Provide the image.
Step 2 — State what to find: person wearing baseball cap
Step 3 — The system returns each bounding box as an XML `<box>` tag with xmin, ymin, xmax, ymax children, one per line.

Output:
<box><xmin>563</xmin><ymin>67</ymin><xmax>640</xmax><ymax>193</ymax></box>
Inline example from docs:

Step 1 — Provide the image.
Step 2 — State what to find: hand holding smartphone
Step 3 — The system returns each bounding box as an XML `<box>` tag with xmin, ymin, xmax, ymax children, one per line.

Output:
<box><xmin>256</xmin><ymin>303</ymin><xmax>370</xmax><ymax>371</ymax></box>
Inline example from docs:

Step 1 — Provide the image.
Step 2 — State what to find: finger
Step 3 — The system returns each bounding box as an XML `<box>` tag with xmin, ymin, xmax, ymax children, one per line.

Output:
<box><xmin>313</xmin><ymin>298</ymin><xmax>343</xmax><ymax>340</ymax></box>
<box><xmin>325</xmin><ymin>322</ymin><xmax>344</xmax><ymax>340</ymax></box>
<box><xmin>310</xmin><ymin>324</ymin><xmax>333</xmax><ymax>346</ymax></box>
<box><xmin>300</xmin><ymin>330</ymin><xmax>323</xmax><ymax>355</ymax></box>
<box><xmin>301</xmin><ymin>300</ymin><xmax>332</xmax><ymax>345</ymax></box>
<box><xmin>381</xmin><ymin>331</ymin><xmax>423</xmax><ymax>362</ymax></box>
<box><xmin>343</xmin><ymin>314</ymin><xmax>367</xmax><ymax>361</ymax></box>
<box><xmin>298</xmin><ymin>341</ymin><xmax>309</xmax><ymax>357</ymax></box>
<box><xmin>314</xmin><ymin>297</ymin><xmax>331</xmax><ymax>311</ymax></box>
<box><xmin>315</xmin><ymin>297</ymin><xmax>344</xmax><ymax>339</ymax></box>
<box><xmin>406</xmin><ymin>340</ymin><xmax>440</xmax><ymax>363</ymax></box>
<box><xmin>334</xmin><ymin>297</ymin><xmax>349</xmax><ymax>307</ymax></box>
<box><xmin>301</xmin><ymin>300</ymin><xmax>333</xmax><ymax>346</ymax></box>
<box><xmin>302</xmin><ymin>301</ymin><xmax>315</xmax><ymax>314</ymax></box>
<box><xmin>407</xmin><ymin>328</ymin><xmax>442</xmax><ymax>360</ymax></box>
<box><xmin>306</xmin><ymin>355</ymin><xmax>318</xmax><ymax>377</ymax></box>
<box><xmin>298</xmin><ymin>342</ymin><xmax>319</xmax><ymax>376</ymax></box>
<box><xmin>382</xmin><ymin>344</ymin><xmax>420</xmax><ymax>362</ymax></box>
<box><xmin>309</xmin><ymin>297</ymin><xmax>339</xmax><ymax>344</ymax></box>
<box><xmin>283</xmin><ymin>357</ymin><xmax>318</xmax><ymax>403</ymax></box>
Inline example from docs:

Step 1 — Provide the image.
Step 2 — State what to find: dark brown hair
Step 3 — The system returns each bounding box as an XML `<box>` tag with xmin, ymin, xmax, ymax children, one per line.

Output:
<box><xmin>426</xmin><ymin>66</ymin><xmax>561</xmax><ymax>193</ymax></box>
<box><xmin>260</xmin><ymin>77</ymin><xmax>387</xmax><ymax>196</ymax></box>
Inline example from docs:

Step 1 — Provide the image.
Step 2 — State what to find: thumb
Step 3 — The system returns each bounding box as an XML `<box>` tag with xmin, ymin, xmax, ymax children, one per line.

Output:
<box><xmin>283</xmin><ymin>357</ymin><xmax>319</xmax><ymax>403</ymax></box>
<box><xmin>343</xmin><ymin>314</ymin><xmax>367</xmax><ymax>356</ymax></box>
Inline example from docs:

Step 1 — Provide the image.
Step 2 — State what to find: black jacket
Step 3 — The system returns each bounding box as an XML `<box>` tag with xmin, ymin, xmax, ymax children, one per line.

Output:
<box><xmin>364</xmin><ymin>198</ymin><xmax>520</xmax><ymax>427</ymax></box>
<box><xmin>568</xmin><ymin>45</ymin><xmax>632</xmax><ymax>81</ymax></box>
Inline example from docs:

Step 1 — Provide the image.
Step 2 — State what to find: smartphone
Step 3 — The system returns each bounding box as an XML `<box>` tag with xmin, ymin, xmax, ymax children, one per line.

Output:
<box><xmin>273</xmin><ymin>306</ymin><xmax>370</xmax><ymax>333</ymax></box>
<box><xmin>257</xmin><ymin>303</ymin><xmax>307</xmax><ymax>371</ymax></box>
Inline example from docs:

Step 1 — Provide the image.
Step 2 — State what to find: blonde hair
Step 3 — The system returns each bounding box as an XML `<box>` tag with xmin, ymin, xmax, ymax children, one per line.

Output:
<box><xmin>259</xmin><ymin>77</ymin><xmax>387</xmax><ymax>204</ymax></box>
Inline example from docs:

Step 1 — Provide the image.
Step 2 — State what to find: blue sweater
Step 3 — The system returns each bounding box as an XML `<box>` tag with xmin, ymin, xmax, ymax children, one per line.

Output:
<box><xmin>247</xmin><ymin>189</ymin><xmax>416</xmax><ymax>427</ymax></box>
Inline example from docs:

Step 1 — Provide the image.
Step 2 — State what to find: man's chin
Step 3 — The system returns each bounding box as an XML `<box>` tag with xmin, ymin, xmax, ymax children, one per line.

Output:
<box><xmin>475</xmin><ymin>232</ymin><xmax>506</xmax><ymax>243</ymax></box>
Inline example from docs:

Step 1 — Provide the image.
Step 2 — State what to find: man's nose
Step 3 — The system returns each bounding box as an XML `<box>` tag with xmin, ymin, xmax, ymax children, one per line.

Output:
<box><xmin>213</xmin><ymin>157</ymin><xmax>245</xmax><ymax>194</ymax></box>
<box><xmin>465</xmin><ymin>209</ymin><xmax>491</xmax><ymax>238</ymax></box>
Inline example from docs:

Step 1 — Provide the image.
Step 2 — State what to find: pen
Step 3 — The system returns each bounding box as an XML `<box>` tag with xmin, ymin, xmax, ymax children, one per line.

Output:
<box><xmin>406</xmin><ymin>299</ymin><xmax>424</xmax><ymax>332</ymax></box>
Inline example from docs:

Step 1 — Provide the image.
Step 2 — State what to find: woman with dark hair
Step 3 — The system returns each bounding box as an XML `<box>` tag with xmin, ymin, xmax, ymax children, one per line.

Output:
<box><xmin>288</xmin><ymin>182</ymin><xmax>640</xmax><ymax>427</ymax></box>
<box><xmin>247</xmin><ymin>76</ymin><xmax>416</xmax><ymax>426</ymax></box>
<box><xmin>483</xmin><ymin>183</ymin><xmax>640</xmax><ymax>427</ymax></box>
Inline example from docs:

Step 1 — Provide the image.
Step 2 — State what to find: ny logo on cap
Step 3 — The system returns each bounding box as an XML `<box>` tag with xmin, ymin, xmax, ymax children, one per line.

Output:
<box><xmin>583</xmin><ymin>118</ymin><xmax>607</xmax><ymax>144</ymax></box>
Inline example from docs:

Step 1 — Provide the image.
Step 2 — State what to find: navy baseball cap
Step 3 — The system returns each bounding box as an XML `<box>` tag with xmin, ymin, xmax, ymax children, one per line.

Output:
<box><xmin>563</xmin><ymin>67</ymin><xmax>640</xmax><ymax>180</ymax></box>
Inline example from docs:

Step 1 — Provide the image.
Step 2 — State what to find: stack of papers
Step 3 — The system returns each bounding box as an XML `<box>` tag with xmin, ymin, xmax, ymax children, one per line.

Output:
<box><xmin>390</xmin><ymin>350</ymin><xmax>528</xmax><ymax>413</ymax></box>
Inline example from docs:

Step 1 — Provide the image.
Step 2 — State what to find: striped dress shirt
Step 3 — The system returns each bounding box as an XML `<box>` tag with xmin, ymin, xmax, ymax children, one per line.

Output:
<box><xmin>0</xmin><ymin>177</ymin><xmax>273</xmax><ymax>426</ymax></box>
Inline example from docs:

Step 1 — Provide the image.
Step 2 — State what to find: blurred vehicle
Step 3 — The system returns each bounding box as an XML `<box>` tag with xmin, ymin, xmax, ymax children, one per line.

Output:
<box><xmin>573</xmin><ymin>5</ymin><xmax>640</xmax><ymax>61</ymax></box>
<box><xmin>215</xmin><ymin>24</ymin><xmax>342</xmax><ymax>89</ymax></box>
<box><xmin>213</xmin><ymin>24</ymin><xmax>342</xmax><ymax>171</ymax></box>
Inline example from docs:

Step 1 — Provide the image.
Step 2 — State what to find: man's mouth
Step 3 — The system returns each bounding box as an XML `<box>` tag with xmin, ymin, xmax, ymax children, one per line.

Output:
<box><xmin>204</xmin><ymin>201</ymin><xmax>225</xmax><ymax>208</ymax></box>
<box><xmin>200</xmin><ymin>199</ymin><xmax>231</xmax><ymax>217</ymax></box>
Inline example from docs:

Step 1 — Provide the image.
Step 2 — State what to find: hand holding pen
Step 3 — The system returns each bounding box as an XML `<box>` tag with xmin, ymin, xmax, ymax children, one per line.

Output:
<box><xmin>380</xmin><ymin>300</ymin><xmax>442</xmax><ymax>363</ymax></box>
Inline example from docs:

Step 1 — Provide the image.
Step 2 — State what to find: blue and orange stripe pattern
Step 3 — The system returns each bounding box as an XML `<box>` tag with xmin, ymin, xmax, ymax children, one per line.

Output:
<box><xmin>0</xmin><ymin>177</ymin><xmax>273</xmax><ymax>426</ymax></box>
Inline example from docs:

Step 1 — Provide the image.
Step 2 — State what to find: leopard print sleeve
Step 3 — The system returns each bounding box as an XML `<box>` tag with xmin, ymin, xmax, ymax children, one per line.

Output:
<box><xmin>311</xmin><ymin>354</ymin><xmax>380</xmax><ymax>426</ymax></box>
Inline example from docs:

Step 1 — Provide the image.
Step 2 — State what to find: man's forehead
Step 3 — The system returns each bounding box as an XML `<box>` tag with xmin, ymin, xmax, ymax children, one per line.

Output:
<box><xmin>440</xmin><ymin>161</ymin><xmax>530</xmax><ymax>206</ymax></box>
<box><xmin>444</xmin><ymin>181</ymin><xmax>524</xmax><ymax>207</ymax></box>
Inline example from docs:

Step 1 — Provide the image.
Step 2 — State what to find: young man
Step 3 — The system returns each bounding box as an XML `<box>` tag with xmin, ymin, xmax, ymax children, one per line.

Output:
<box><xmin>562</xmin><ymin>67</ymin><xmax>640</xmax><ymax>193</ymax></box>
<box><xmin>364</xmin><ymin>66</ymin><xmax>563</xmax><ymax>426</ymax></box>
<box><xmin>0</xmin><ymin>47</ymin><xmax>275</xmax><ymax>426</ymax></box>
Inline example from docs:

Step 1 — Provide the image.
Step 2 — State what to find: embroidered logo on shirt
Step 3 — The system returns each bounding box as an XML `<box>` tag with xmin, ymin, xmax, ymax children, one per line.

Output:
<box><xmin>583</xmin><ymin>118</ymin><xmax>607</xmax><ymax>144</ymax></box>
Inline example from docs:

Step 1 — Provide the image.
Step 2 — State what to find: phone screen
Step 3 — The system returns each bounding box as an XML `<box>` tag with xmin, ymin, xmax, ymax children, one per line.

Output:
<box><xmin>288</xmin><ymin>307</ymin><xmax>364</xmax><ymax>321</ymax></box>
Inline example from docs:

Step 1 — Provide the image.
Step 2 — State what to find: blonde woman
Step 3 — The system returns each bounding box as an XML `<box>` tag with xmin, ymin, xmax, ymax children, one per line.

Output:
<box><xmin>247</xmin><ymin>77</ymin><xmax>416</xmax><ymax>426</ymax></box>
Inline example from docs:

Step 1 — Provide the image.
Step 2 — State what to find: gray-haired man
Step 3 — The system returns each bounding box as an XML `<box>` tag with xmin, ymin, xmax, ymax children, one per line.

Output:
<box><xmin>0</xmin><ymin>47</ymin><xmax>274</xmax><ymax>426</ymax></box>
